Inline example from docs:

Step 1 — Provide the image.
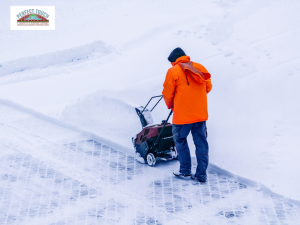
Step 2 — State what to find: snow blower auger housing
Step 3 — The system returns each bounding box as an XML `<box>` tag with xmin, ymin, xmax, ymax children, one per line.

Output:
<box><xmin>133</xmin><ymin>95</ymin><xmax>177</xmax><ymax>166</ymax></box>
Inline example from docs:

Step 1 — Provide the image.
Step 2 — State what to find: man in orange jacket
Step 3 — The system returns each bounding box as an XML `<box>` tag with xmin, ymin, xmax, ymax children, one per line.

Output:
<box><xmin>162</xmin><ymin>47</ymin><xmax>212</xmax><ymax>182</ymax></box>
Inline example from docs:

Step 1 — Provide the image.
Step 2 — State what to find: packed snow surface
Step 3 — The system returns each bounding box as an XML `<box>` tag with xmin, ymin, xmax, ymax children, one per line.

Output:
<box><xmin>0</xmin><ymin>101</ymin><xmax>299</xmax><ymax>224</ymax></box>
<box><xmin>1</xmin><ymin>0</ymin><xmax>300</xmax><ymax>211</ymax></box>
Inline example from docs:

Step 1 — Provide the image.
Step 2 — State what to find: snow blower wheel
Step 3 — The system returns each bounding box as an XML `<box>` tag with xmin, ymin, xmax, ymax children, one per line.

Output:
<box><xmin>146</xmin><ymin>153</ymin><xmax>156</xmax><ymax>166</ymax></box>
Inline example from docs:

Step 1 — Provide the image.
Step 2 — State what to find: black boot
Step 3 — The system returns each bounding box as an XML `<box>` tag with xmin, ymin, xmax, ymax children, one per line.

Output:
<box><xmin>173</xmin><ymin>171</ymin><xmax>191</xmax><ymax>177</ymax></box>
<box><xmin>191</xmin><ymin>174</ymin><xmax>207</xmax><ymax>182</ymax></box>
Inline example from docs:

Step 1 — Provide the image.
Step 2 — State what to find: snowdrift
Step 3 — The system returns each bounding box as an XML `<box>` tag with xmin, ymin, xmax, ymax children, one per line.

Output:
<box><xmin>0</xmin><ymin>41</ymin><xmax>113</xmax><ymax>77</ymax></box>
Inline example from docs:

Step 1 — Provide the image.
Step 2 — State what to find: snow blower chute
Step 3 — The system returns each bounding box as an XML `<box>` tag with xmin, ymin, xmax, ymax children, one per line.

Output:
<box><xmin>132</xmin><ymin>95</ymin><xmax>178</xmax><ymax>166</ymax></box>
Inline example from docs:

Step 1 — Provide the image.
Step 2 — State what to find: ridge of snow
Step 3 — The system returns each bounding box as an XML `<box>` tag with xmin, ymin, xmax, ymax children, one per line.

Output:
<box><xmin>0</xmin><ymin>40</ymin><xmax>113</xmax><ymax>77</ymax></box>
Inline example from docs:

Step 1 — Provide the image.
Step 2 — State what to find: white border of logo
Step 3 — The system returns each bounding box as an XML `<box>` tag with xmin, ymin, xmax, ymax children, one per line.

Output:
<box><xmin>11</xmin><ymin>6</ymin><xmax>55</xmax><ymax>30</ymax></box>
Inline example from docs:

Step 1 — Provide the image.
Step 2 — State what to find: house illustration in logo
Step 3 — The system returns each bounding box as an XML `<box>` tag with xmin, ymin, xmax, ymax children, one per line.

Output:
<box><xmin>17</xmin><ymin>14</ymin><xmax>49</xmax><ymax>24</ymax></box>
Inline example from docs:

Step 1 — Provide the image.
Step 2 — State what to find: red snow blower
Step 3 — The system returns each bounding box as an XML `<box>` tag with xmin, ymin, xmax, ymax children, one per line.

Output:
<box><xmin>132</xmin><ymin>95</ymin><xmax>177</xmax><ymax>166</ymax></box>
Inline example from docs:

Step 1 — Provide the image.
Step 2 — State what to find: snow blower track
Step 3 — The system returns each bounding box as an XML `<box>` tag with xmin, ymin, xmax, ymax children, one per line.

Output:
<box><xmin>0</xmin><ymin>102</ymin><xmax>299</xmax><ymax>225</ymax></box>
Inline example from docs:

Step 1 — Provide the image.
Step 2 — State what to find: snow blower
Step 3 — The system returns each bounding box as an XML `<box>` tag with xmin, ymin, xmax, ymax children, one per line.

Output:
<box><xmin>132</xmin><ymin>95</ymin><xmax>178</xmax><ymax>166</ymax></box>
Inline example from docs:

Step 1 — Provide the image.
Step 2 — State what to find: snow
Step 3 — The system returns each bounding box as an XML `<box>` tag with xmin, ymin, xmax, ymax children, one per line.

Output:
<box><xmin>0</xmin><ymin>102</ymin><xmax>299</xmax><ymax>224</ymax></box>
<box><xmin>0</xmin><ymin>40</ymin><xmax>113</xmax><ymax>77</ymax></box>
<box><xmin>136</xmin><ymin>106</ymin><xmax>155</xmax><ymax>127</ymax></box>
<box><xmin>1</xmin><ymin>0</ymin><xmax>300</xmax><ymax>222</ymax></box>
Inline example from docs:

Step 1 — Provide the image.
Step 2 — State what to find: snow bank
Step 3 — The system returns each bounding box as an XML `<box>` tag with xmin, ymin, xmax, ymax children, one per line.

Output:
<box><xmin>60</xmin><ymin>93</ymin><xmax>142</xmax><ymax>147</ymax></box>
<box><xmin>0</xmin><ymin>40</ymin><xmax>113</xmax><ymax>77</ymax></box>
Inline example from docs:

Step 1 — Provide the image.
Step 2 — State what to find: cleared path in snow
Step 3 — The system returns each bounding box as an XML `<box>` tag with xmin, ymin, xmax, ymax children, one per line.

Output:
<box><xmin>0</xmin><ymin>102</ymin><xmax>299</xmax><ymax>225</ymax></box>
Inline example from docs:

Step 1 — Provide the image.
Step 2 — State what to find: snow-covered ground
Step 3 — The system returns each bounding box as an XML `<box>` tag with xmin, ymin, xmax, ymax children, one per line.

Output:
<box><xmin>1</xmin><ymin>101</ymin><xmax>300</xmax><ymax>224</ymax></box>
<box><xmin>1</xmin><ymin>0</ymin><xmax>300</xmax><ymax>222</ymax></box>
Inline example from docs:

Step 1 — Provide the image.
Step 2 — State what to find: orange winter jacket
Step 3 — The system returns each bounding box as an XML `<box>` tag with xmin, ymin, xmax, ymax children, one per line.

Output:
<box><xmin>162</xmin><ymin>55</ymin><xmax>212</xmax><ymax>124</ymax></box>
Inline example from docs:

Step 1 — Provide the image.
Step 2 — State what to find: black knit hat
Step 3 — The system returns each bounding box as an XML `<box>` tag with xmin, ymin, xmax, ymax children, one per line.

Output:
<box><xmin>168</xmin><ymin>47</ymin><xmax>186</xmax><ymax>62</ymax></box>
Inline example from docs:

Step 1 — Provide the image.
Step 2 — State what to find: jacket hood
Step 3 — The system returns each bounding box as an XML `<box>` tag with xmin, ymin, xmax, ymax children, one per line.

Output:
<box><xmin>179</xmin><ymin>61</ymin><xmax>211</xmax><ymax>83</ymax></box>
<box><xmin>172</xmin><ymin>55</ymin><xmax>211</xmax><ymax>83</ymax></box>
<box><xmin>172</xmin><ymin>56</ymin><xmax>211</xmax><ymax>83</ymax></box>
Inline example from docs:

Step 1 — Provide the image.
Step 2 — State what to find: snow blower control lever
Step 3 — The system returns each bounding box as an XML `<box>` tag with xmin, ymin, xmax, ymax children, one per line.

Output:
<box><xmin>133</xmin><ymin>95</ymin><xmax>177</xmax><ymax>167</ymax></box>
<box><xmin>141</xmin><ymin>95</ymin><xmax>163</xmax><ymax>114</ymax></box>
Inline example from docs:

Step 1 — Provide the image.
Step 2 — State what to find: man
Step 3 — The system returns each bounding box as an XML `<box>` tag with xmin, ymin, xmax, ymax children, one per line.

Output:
<box><xmin>162</xmin><ymin>47</ymin><xmax>212</xmax><ymax>182</ymax></box>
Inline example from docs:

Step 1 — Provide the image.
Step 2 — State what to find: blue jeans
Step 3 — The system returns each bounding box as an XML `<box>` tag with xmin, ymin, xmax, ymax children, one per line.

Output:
<box><xmin>172</xmin><ymin>121</ymin><xmax>209</xmax><ymax>178</ymax></box>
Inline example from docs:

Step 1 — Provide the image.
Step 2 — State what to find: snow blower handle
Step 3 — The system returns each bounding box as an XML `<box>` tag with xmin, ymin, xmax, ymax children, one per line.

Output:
<box><xmin>152</xmin><ymin>109</ymin><xmax>173</xmax><ymax>148</ymax></box>
<box><xmin>141</xmin><ymin>95</ymin><xmax>163</xmax><ymax>114</ymax></box>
